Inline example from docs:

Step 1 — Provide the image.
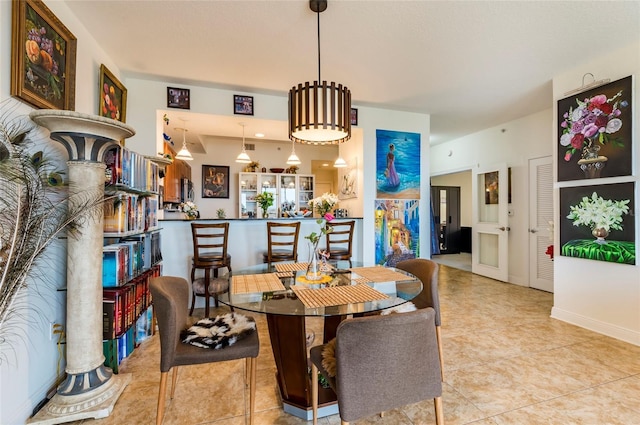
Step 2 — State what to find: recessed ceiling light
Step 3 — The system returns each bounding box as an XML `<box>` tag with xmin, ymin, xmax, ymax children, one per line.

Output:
<box><xmin>255</xmin><ymin>133</ymin><xmax>265</xmax><ymax>138</ymax></box>
<box><xmin>322</xmin><ymin>163</ymin><xmax>329</xmax><ymax>167</ymax></box>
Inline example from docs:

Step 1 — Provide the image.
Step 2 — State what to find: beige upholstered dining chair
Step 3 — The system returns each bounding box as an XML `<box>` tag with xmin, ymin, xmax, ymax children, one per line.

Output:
<box><xmin>310</xmin><ymin>308</ymin><xmax>444</xmax><ymax>425</ymax></box>
<box><xmin>262</xmin><ymin>221</ymin><xmax>300</xmax><ymax>267</ymax></box>
<box><xmin>150</xmin><ymin>276</ymin><xmax>259</xmax><ymax>425</ymax></box>
<box><xmin>396</xmin><ymin>258</ymin><xmax>444</xmax><ymax>380</ymax></box>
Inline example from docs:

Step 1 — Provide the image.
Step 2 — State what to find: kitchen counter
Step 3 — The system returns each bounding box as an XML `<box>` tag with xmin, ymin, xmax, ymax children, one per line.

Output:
<box><xmin>159</xmin><ymin>218</ymin><xmax>363</xmax><ymax>310</ymax></box>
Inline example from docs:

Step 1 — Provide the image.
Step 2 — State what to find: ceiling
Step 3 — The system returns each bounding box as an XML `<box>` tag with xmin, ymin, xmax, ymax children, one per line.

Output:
<box><xmin>64</xmin><ymin>1</ymin><xmax>639</xmax><ymax>148</ymax></box>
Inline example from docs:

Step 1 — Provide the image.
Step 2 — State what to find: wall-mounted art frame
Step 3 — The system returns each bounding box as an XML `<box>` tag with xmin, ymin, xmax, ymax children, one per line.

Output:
<box><xmin>338</xmin><ymin>157</ymin><xmax>358</xmax><ymax>200</ymax></box>
<box><xmin>557</xmin><ymin>76</ymin><xmax>633</xmax><ymax>182</ymax></box>
<box><xmin>350</xmin><ymin>108</ymin><xmax>358</xmax><ymax>126</ymax></box>
<box><xmin>167</xmin><ymin>87</ymin><xmax>190</xmax><ymax>109</ymax></box>
<box><xmin>99</xmin><ymin>64</ymin><xmax>127</xmax><ymax>122</ymax></box>
<box><xmin>202</xmin><ymin>165</ymin><xmax>229</xmax><ymax>199</ymax></box>
<box><xmin>11</xmin><ymin>0</ymin><xmax>77</xmax><ymax>110</ymax></box>
<box><xmin>559</xmin><ymin>182</ymin><xmax>635</xmax><ymax>265</ymax></box>
<box><xmin>234</xmin><ymin>95</ymin><xmax>254</xmax><ymax>116</ymax></box>
<box><xmin>376</xmin><ymin>129</ymin><xmax>421</xmax><ymax>199</ymax></box>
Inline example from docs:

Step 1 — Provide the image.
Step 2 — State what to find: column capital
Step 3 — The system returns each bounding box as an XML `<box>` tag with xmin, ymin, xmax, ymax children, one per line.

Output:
<box><xmin>29</xmin><ymin>110</ymin><xmax>135</xmax><ymax>162</ymax></box>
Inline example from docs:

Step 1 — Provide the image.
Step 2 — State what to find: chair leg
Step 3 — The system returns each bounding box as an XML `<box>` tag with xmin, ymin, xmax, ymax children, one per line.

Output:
<box><xmin>311</xmin><ymin>363</ymin><xmax>319</xmax><ymax>425</ymax></box>
<box><xmin>170</xmin><ymin>366</ymin><xmax>179</xmax><ymax>398</ymax></box>
<box><xmin>434</xmin><ymin>396</ymin><xmax>444</xmax><ymax>425</ymax></box>
<box><xmin>189</xmin><ymin>266</ymin><xmax>196</xmax><ymax>316</ymax></box>
<box><xmin>436</xmin><ymin>325</ymin><xmax>444</xmax><ymax>381</ymax></box>
<box><xmin>249</xmin><ymin>356</ymin><xmax>257</xmax><ymax>425</ymax></box>
<box><xmin>341</xmin><ymin>421</ymin><xmax>349</xmax><ymax>425</ymax></box>
<box><xmin>157</xmin><ymin>371</ymin><xmax>168</xmax><ymax>425</ymax></box>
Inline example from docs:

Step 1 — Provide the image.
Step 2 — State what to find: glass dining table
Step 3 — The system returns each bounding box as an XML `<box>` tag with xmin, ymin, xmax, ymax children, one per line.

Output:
<box><xmin>217</xmin><ymin>261</ymin><xmax>423</xmax><ymax>420</ymax></box>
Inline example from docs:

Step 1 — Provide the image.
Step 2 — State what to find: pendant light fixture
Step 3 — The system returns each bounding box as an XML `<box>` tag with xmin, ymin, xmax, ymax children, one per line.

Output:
<box><xmin>286</xmin><ymin>139</ymin><xmax>301</xmax><ymax>165</ymax></box>
<box><xmin>333</xmin><ymin>155</ymin><xmax>346</xmax><ymax>168</ymax></box>
<box><xmin>235</xmin><ymin>122</ymin><xmax>251</xmax><ymax>163</ymax></box>
<box><xmin>288</xmin><ymin>0</ymin><xmax>351</xmax><ymax>145</ymax></box>
<box><xmin>175</xmin><ymin>119</ymin><xmax>193</xmax><ymax>161</ymax></box>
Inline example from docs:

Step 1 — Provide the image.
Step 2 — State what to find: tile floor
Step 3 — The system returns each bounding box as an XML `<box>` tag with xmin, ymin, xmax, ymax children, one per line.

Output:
<box><xmin>77</xmin><ymin>265</ymin><xmax>640</xmax><ymax>424</ymax></box>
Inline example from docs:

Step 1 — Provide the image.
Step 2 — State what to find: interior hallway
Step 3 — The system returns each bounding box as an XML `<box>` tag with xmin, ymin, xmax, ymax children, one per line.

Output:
<box><xmin>70</xmin><ymin>265</ymin><xmax>640</xmax><ymax>424</ymax></box>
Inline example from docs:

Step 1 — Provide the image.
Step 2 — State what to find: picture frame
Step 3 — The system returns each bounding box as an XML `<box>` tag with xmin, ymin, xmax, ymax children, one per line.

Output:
<box><xmin>234</xmin><ymin>95</ymin><xmax>254</xmax><ymax>116</ymax></box>
<box><xmin>11</xmin><ymin>0</ymin><xmax>77</xmax><ymax>110</ymax></box>
<box><xmin>99</xmin><ymin>64</ymin><xmax>127</xmax><ymax>122</ymax></box>
<box><xmin>167</xmin><ymin>87</ymin><xmax>190</xmax><ymax>109</ymax></box>
<box><xmin>202</xmin><ymin>165</ymin><xmax>230</xmax><ymax>199</ymax></box>
<box><xmin>350</xmin><ymin>108</ymin><xmax>358</xmax><ymax>126</ymax></box>
<box><xmin>557</xmin><ymin>76</ymin><xmax>633</xmax><ymax>182</ymax></box>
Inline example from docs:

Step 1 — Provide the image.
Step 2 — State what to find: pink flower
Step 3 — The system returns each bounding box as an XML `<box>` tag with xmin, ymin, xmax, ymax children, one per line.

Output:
<box><xmin>582</xmin><ymin>123</ymin><xmax>599</xmax><ymax>138</ymax></box>
<box><xmin>564</xmin><ymin>152</ymin><xmax>572</xmax><ymax>161</ymax></box>
<box><xmin>324</xmin><ymin>213</ymin><xmax>335</xmax><ymax>222</ymax></box>
<box><xmin>588</xmin><ymin>94</ymin><xmax>607</xmax><ymax>107</ymax></box>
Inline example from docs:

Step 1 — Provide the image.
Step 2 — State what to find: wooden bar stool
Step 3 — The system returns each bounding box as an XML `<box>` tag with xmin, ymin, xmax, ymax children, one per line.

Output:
<box><xmin>325</xmin><ymin>220</ymin><xmax>355</xmax><ymax>267</ymax></box>
<box><xmin>262</xmin><ymin>221</ymin><xmax>300</xmax><ymax>268</ymax></box>
<box><xmin>190</xmin><ymin>222</ymin><xmax>232</xmax><ymax>316</ymax></box>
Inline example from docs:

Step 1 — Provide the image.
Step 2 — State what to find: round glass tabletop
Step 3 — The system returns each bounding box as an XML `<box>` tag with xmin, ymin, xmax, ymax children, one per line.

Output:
<box><xmin>218</xmin><ymin>261</ymin><xmax>422</xmax><ymax>317</ymax></box>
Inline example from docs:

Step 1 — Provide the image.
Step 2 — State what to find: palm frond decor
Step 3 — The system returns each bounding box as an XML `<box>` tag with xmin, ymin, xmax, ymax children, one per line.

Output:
<box><xmin>0</xmin><ymin>99</ymin><xmax>105</xmax><ymax>358</ymax></box>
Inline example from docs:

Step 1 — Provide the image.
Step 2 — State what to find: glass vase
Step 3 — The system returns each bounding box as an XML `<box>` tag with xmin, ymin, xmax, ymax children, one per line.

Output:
<box><xmin>578</xmin><ymin>143</ymin><xmax>608</xmax><ymax>179</ymax></box>
<box><xmin>306</xmin><ymin>243</ymin><xmax>323</xmax><ymax>281</ymax></box>
<box><xmin>591</xmin><ymin>227</ymin><xmax>609</xmax><ymax>244</ymax></box>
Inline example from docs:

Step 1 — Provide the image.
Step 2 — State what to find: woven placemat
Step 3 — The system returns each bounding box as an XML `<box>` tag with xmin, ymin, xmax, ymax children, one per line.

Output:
<box><xmin>232</xmin><ymin>273</ymin><xmax>286</xmax><ymax>294</ymax></box>
<box><xmin>349</xmin><ymin>267</ymin><xmax>410</xmax><ymax>283</ymax></box>
<box><xmin>275</xmin><ymin>262</ymin><xmax>309</xmax><ymax>272</ymax></box>
<box><xmin>352</xmin><ymin>277</ymin><xmax>372</xmax><ymax>284</ymax></box>
<box><xmin>291</xmin><ymin>283</ymin><xmax>388</xmax><ymax>308</ymax></box>
<box><xmin>275</xmin><ymin>262</ymin><xmax>334</xmax><ymax>272</ymax></box>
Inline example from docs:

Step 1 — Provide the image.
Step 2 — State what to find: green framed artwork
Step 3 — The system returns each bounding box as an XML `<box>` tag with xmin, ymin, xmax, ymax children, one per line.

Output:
<box><xmin>11</xmin><ymin>0</ymin><xmax>77</xmax><ymax>110</ymax></box>
<box><xmin>560</xmin><ymin>182</ymin><xmax>635</xmax><ymax>265</ymax></box>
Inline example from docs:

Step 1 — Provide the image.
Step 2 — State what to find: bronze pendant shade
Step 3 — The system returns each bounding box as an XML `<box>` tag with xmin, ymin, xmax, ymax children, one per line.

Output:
<box><xmin>288</xmin><ymin>0</ymin><xmax>351</xmax><ymax>145</ymax></box>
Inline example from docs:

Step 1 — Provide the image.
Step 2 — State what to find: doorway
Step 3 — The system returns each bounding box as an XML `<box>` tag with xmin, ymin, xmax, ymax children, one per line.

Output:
<box><xmin>430</xmin><ymin>171</ymin><xmax>472</xmax><ymax>271</ymax></box>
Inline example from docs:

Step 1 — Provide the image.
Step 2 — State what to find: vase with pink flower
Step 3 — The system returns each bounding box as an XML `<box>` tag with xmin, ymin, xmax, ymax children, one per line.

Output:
<box><xmin>560</xmin><ymin>90</ymin><xmax>628</xmax><ymax>179</ymax></box>
<box><xmin>305</xmin><ymin>193</ymin><xmax>339</xmax><ymax>280</ymax></box>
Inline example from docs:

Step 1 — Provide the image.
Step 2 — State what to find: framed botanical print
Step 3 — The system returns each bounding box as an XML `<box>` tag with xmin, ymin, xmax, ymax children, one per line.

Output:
<box><xmin>11</xmin><ymin>0</ymin><xmax>77</xmax><ymax>110</ymax></box>
<box><xmin>99</xmin><ymin>64</ymin><xmax>127</xmax><ymax>122</ymax></box>
<box><xmin>557</xmin><ymin>76</ymin><xmax>633</xmax><ymax>182</ymax></box>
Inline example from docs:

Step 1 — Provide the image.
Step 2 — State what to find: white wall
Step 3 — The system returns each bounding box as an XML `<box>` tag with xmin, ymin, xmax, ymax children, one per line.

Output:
<box><xmin>0</xmin><ymin>1</ymin><xmax>122</xmax><ymax>423</ymax></box>
<box><xmin>430</xmin><ymin>109</ymin><xmax>553</xmax><ymax>285</ymax></box>
<box><xmin>551</xmin><ymin>41</ymin><xmax>640</xmax><ymax>346</ymax></box>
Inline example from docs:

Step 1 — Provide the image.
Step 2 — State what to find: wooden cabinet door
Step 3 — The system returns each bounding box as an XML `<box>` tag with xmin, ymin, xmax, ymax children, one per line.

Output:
<box><xmin>163</xmin><ymin>144</ymin><xmax>180</xmax><ymax>203</ymax></box>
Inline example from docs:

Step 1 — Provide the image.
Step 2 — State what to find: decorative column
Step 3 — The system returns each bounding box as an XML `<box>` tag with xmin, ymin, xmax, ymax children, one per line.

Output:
<box><xmin>28</xmin><ymin>111</ymin><xmax>135</xmax><ymax>424</ymax></box>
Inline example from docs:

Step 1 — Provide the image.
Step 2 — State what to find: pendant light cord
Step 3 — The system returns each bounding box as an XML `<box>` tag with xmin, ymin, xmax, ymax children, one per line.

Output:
<box><xmin>317</xmin><ymin>7</ymin><xmax>321</xmax><ymax>84</ymax></box>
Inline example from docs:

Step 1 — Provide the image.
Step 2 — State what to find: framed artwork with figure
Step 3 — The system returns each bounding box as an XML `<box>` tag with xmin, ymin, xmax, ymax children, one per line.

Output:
<box><xmin>202</xmin><ymin>165</ymin><xmax>229</xmax><ymax>199</ymax></box>
<box><xmin>557</xmin><ymin>76</ymin><xmax>632</xmax><ymax>182</ymax></box>
<box><xmin>11</xmin><ymin>0</ymin><xmax>77</xmax><ymax>110</ymax></box>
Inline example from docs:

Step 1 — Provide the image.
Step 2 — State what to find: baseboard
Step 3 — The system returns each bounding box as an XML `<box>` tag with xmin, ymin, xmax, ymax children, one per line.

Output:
<box><xmin>551</xmin><ymin>306</ymin><xmax>640</xmax><ymax>346</ymax></box>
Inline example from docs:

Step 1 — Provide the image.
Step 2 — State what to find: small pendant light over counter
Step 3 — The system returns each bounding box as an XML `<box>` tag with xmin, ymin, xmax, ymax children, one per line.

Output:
<box><xmin>333</xmin><ymin>155</ymin><xmax>346</xmax><ymax>168</ymax></box>
<box><xmin>235</xmin><ymin>122</ymin><xmax>251</xmax><ymax>164</ymax></box>
<box><xmin>175</xmin><ymin>119</ymin><xmax>193</xmax><ymax>161</ymax></box>
<box><xmin>288</xmin><ymin>0</ymin><xmax>351</xmax><ymax>145</ymax></box>
<box><xmin>286</xmin><ymin>139</ymin><xmax>301</xmax><ymax>165</ymax></box>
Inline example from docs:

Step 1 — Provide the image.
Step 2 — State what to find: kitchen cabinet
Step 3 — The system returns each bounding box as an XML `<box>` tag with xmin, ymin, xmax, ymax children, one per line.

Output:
<box><xmin>163</xmin><ymin>144</ymin><xmax>191</xmax><ymax>204</ymax></box>
<box><xmin>239</xmin><ymin>173</ymin><xmax>314</xmax><ymax>218</ymax></box>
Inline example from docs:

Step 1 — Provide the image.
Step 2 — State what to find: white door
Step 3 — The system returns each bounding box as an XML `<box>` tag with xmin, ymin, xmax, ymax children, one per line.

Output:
<box><xmin>528</xmin><ymin>156</ymin><xmax>554</xmax><ymax>292</ymax></box>
<box><xmin>472</xmin><ymin>163</ymin><xmax>509</xmax><ymax>282</ymax></box>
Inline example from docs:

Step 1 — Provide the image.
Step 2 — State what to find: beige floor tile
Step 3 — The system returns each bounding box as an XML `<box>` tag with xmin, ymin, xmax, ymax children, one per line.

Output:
<box><xmin>83</xmin><ymin>264</ymin><xmax>640</xmax><ymax>425</ymax></box>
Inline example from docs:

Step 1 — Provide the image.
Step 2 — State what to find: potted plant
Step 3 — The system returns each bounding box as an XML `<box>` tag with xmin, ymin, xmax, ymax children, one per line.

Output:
<box><xmin>254</xmin><ymin>191</ymin><xmax>274</xmax><ymax>218</ymax></box>
<box><xmin>246</xmin><ymin>161</ymin><xmax>260</xmax><ymax>172</ymax></box>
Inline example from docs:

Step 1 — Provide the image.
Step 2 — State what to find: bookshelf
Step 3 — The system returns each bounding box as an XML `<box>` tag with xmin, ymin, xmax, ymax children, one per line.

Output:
<box><xmin>102</xmin><ymin>145</ymin><xmax>162</xmax><ymax>372</ymax></box>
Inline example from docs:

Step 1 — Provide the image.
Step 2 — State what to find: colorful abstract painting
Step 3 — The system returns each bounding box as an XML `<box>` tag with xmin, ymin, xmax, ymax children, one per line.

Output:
<box><xmin>560</xmin><ymin>182</ymin><xmax>635</xmax><ymax>265</ymax></box>
<box><xmin>376</xmin><ymin>129</ymin><xmax>421</xmax><ymax>199</ymax></box>
<box><xmin>374</xmin><ymin>199</ymin><xmax>420</xmax><ymax>266</ymax></box>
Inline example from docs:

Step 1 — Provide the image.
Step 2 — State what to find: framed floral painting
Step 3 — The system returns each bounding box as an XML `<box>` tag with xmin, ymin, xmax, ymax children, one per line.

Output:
<box><xmin>11</xmin><ymin>0</ymin><xmax>77</xmax><ymax>110</ymax></box>
<box><xmin>559</xmin><ymin>182</ymin><xmax>635</xmax><ymax>265</ymax></box>
<box><xmin>202</xmin><ymin>165</ymin><xmax>229</xmax><ymax>199</ymax></box>
<box><xmin>557</xmin><ymin>76</ymin><xmax>633</xmax><ymax>182</ymax></box>
<box><xmin>99</xmin><ymin>64</ymin><xmax>127</xmax><ymax>122</ymax></box>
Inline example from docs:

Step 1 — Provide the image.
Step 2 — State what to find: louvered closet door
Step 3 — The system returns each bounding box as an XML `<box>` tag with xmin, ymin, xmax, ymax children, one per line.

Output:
<box><xmin>528</xmin><ymin>156</ymin><xmax>554</xmax><ymax>292</ymax></box>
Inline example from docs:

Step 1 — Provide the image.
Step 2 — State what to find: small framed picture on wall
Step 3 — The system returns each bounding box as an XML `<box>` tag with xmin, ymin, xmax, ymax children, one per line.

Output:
<box><xmin>167</xmin><ymin>87</ymin><xmax>190</xmax><ymax>109</ymax></box>
<box><xmin>234</xmin><ymin>95</ymin><xmax>254</xmax><ymax>115</ymax></box>
<box><xmin>202</xmin><ymin>165</ymin><xmax>230</xmax><ymax>199</ymax></box>
<box><xmin>350</xmin><ymin>108</ymin><xmax>358</xmax><ymax>126</ymax></box>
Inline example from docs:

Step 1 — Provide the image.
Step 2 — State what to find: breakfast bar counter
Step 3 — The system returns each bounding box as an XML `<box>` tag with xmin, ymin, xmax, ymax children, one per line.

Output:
<box><xmin>159</xmin><ymin>218</ymin><xmax>363</xmax><ymax>304</ymax></box>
